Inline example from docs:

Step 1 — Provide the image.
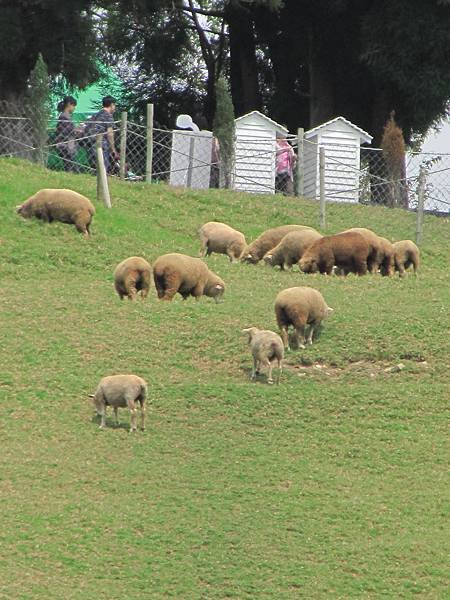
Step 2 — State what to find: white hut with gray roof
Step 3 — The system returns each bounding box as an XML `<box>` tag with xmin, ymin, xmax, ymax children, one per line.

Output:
<box><xmin>234</xmin><ymin>111</ymin><xmax>288</xmax><ymax>194</ymax></box>
<box><xmin>302</xmin><ymin>116</ymin><xmax>372</xmax><ymax>203</ymax></box>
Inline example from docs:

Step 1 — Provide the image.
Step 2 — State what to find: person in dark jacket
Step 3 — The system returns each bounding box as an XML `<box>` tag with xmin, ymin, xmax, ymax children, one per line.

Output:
<box><xmin>55</xmin><ymin>96</ymin><xmax>80</xmax><ymax>172</ymax></box>
<box><xmin>85</xmin><ymin>96</ymin><xmax>119</xmax><ymax>173</ymax></box>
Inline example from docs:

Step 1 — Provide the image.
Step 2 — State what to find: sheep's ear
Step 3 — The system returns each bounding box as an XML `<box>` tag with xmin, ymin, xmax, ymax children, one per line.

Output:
<box><xmin>88</xmin><ymin>394</ymin><xmax>95</xmax><ymax>398</ymax></box>
<box><xmin>215</xmin><ymin>284</ymin><xmax>223</xmax><ymax>289</ymax></box>
<box><xmin>327</xmin><ymin>307</ymin><xmax>334</xmax><ymax>315</ymax></box>
<box><xmin>15</xmin><ymin>205</ymin><xmax>21</xmax><ymax>213</ymax></box>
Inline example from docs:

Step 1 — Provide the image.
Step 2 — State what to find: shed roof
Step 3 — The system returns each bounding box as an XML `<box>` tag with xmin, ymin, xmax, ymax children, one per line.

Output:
<box><xmin>305</xmin><ymin>116</ymin><xmax>372</xmax><ymax>144</ymax></box>
<box><xmin>235</xmin><ymin>110</ymin><xmax>288</xmax><ymax>135</ymax></box>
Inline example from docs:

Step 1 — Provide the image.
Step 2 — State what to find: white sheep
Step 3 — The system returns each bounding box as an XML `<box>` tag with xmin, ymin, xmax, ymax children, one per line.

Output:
<box><xmin>242</xmin><ymin>327</ymin><xmax>284</xmax><ymax>384</ymax></box>
<box><xmin>89</xmin><ymin>374</ymin><xmax>147</xmax><ymax>432</ymax></box>
<box><xmin>199</xmin><ymin>221</ymin><xmax>247</xmax><ymax>262</ymax></box>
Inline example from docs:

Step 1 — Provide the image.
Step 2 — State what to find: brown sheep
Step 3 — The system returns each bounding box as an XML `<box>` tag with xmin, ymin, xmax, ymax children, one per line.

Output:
<box><xmin>199</xmin><ymin>221</ymin><xmax>247</xmax><ymax>262</ymax></box>
<box><xmin>377</xmin><ymin>236</ymin><xmax>395</xmax><ymax>276</ymax></box>
<box><xmin>299</xmin><ymin>232</ymin><xmax>370</xmax><ymax>276</ymax></box>
<box><xmin>242</xmin><ymin>327</ymin><xmax>284</xmax><ymax>384</ymax></box>
<box><xmin>89</xmin><ymin>374</ymin><xmax>147</xmax><ymax>432</ymax></box>
<box><xmin>16</xmin><ymin>188</ymin><xmax>95</xmax><ymax>238</ymax></box>
<box><xmin>242</xmin><ymin>224</ymin><xmax>313</xmax><ymax>264</ymax></box>
<box><xmin>153</xmin><ymin>253</ymin><xmax>225</xmax><ymax>302</ymax></box>
<box><xmin>392</xmin><ymin>240</ymin><xmax>420</xmax><ymax>277</ymax></box>
<box><xmin>344</xmin><ymin>228</ymin><xmax>384</xmax><ymax>273</ymax></box>
<box><xmin>114</xmin><ymin>257</ymin><xmax>152</xmax><ymax>301</ymax></box>
<box><xmin>275</xmin><ymin>287</ymin><xmax>333</xmax><ymax>350</ymax></box>
<box><xmin>263</xmin><ymin>229</ymin><xmax>323</xmax><ymax>270</ymax></box>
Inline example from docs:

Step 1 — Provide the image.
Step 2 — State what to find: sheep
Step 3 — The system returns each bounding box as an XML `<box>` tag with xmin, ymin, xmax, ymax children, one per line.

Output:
<box><xmin>242</xmin><ymin>327</ymin><xmax>284</xmax><ymax>384</ymax></box>
<box><xmin>299</xmin><ymin>231</ymin><xmax>370</xmax><ymax>276</ymax></box>
<box><xmin>113</xmin><ymin>256</ymin><xmax>152</xmax><ymax>301</ymax></box>
<box><xmin>153</xmin><ymin>253</ymin><xmax>225</xmax><ymax>302</ymax></box>
<box><xmin>275</xmin><ymin>287</ymin><xmax>333</xmax><ymax>350</ymax></box>
<box><xmin>263</xmin><ymin>228</ymin><xmax>323</xmax><ymax>270</ymax></box>
<box><xmin>199</xmin><ymin>221</ymin><xmax>247</xmax><ymax>262</ymax></box>
<box><xmin>16</xmin><ymin>188</ymin><xmax>95</xmax><ymax>238</ymax></box>
<box><xmin>242</xmin><ymin>224</ymin><xmax>313</xmax><ymax>264</ymax></box>
<box><xmin>344</xmin><ymin>227</ymin><xmax>384</xmax><ymax>273</ymax></box>
<box><xmin>392</xmin><ymin>240</ymin><xmax>420</xmax><ymax>277</ymax></box>
<box><xmin>377</xmin><ymin>236</ymin><xmax>395</xmax><ymax>276</ymax></box>
<box><xmin>89</xmin><ymin>374</ymin><xmax>147</xmax><ymax>432</ymax></box>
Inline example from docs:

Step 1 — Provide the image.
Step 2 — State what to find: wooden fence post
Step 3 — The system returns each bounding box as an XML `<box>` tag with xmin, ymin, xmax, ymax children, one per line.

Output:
<box><xmin>146</xmin><ymin>103</ymin><xmax>154</xmax><ymax>183</ymax></box>
<box><xmin>295</xmin><ymin>127</ymin><xmax>304</xmax><ymax>197</ymax></box>
<box><xmin>319</xmin><ymin>146</ymin><xmax>326</xmax><ymax>229</ymax></box>
<box><xmin>415</xmin><ymin>166</ymin><xmax>426</xmax><ymax>246</ymax></box>
<box><xmin>119</xmin><ymin>111</ymin><xmax>127</xmax><ymax>180</ymax></box>
<box><xmin>96</xmin><ymin>134</ymin><xmax>112</xmax><ymax>208</ymax></box>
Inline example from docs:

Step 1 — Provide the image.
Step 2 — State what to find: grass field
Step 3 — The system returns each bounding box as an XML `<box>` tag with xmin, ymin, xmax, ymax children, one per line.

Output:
<box><xmin>0</xmin><ymin>158</ymin><xmax>449</xmax><ymax>599</ymax></box>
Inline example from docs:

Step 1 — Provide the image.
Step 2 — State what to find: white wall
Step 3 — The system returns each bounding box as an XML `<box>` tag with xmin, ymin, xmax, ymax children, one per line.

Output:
<box><xmin>169</xmin><ymin>130</ymin><xmax>212</xmax><ymax>189</ymax></box>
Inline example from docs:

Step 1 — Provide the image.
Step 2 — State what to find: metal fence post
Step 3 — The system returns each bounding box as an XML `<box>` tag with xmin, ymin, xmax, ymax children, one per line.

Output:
<box><xmin>96</xmin><ymin>134</ymin><xmax>112</xmax><ymax>208</ymax></box>
<box><xmin>119</xmin><ymin>111</ymin><xmax>127</xmax><ymax>180</ymax></box>
<box><xmin>295</xmin><ymin>127</ymin><xmax>304</xmax><ymax>197</ymax></box>
<box><xmin>146</xmin><ymin>103</ymin><xmax>154</xmax><ymax>183</ymax></box>
<box><xmin>319</xmin><ymin>146</ymin><xmax>326</xmax><ymax>229</ymax></box>
<box><xmin>415</xmin><ymin>166</ymin><xmax>426</xmax><ymax>246</ymax></box>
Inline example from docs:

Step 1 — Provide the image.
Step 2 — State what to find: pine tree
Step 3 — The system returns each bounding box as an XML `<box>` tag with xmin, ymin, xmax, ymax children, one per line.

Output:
<box><xmin>213</xmin><ymin>78</ymin><xmax>235</xmax><ymax>189</ymax></box>
<box><xmin>27</xmin><ymin>53</ymin><xmax>51</xmax><ymax>165</ymax></box>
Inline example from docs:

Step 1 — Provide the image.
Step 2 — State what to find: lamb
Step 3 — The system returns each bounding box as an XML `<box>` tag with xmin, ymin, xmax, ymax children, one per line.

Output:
<box><xmin>392</xmin><ymin>240</ymin><xmax>420</xmax><ymax>277</ymax></box>
<box><xmin>199</xmin><ymin>221</ymin><xmax>247</xmax><ymax>262</ymax></box>
<box><xmin>153</xmin><ymin>253</ymin><xmax>225</xmax><ymax>302</ymax></box>
<box><xmin>113</xmin><ymin>256</ymin><xmax>152</xmax><ymax>301</ymax></box>
<box><xmin>242</xmin><ymin>327</ymin><xmax>284</xmax><ymax>384</ymax></box>
<box><xmin>263</xmin><ymin>228</ymin><xmax>323</xmax><ymax>270</ymax></box>
<box><xmin>275</xmin><ymin>287</ymin><xmax>333</xmax><ymax>350</ymax></box>
<box><xmin>16</xmin><ymin>188</ymin><xmax>95</xmax><ymax>238</ymax></box>
<box><xmin>242</xmin><ymin>224</ymin><xmax>313</xmax><ymax>264</ymax></box>
<box><xmin>377</xmin><ymin>236</ymin><xmax>395</xmax><ymax>276</ymax></box>
<box><xmin>299</xmin><ymin>231</ymin><xmax>370</xmax><ymax>276</ymax></box>
<box><xmin>89</xmin><ymin>374</ymin><xmax>147</xmax><ymax>432</ymax></box>
<box><xmin>344</xmin><ymin>227</ymin><xmax>384</xmax><ymax>273</ymax></box>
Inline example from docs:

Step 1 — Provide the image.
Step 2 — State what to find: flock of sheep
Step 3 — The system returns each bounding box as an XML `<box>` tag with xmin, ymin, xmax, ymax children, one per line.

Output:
<box><xmin>16</xmin><ymin>188</ymin><xmax>420</xmax><ymax>432</ymax></box>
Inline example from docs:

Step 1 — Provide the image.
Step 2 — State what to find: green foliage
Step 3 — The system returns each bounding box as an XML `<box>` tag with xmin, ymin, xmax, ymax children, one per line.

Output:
<box><xmin>213</xmin><ymin>77</ymin><xmax>235</xmax><ymax>188</ymax></box>
<box><xmin>0</xmin><ymin>160</ymin><xmax>449</xmax><ymax>598</ymax></box>
<box><xmin>27</xmin><ymin>53</ymin><xmax>51</xmax><ymax>165</ymax></box>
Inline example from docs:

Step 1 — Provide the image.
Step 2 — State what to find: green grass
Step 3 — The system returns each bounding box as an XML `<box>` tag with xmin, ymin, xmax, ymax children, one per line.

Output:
<box><xmin>0</xmin><ymin>157</ymin><xmax>449</xmax><ymax>599</ymax></box>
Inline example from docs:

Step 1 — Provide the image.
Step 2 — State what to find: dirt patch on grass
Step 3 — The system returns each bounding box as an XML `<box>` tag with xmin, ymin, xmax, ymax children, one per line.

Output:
<box><xmin>284</xmin><ymin>358</ymin><xmax>429</xmax><ymax>379</ymax></box>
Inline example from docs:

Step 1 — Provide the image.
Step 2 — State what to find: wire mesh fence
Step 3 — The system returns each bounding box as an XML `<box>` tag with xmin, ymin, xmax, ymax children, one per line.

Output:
<box><xmin>0</xmin><ymin>99</ymin><xmax>448</xmax><ymax>214</ymax></box>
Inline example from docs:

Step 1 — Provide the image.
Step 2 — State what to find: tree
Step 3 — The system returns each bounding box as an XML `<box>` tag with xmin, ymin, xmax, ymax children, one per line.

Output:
<box><xmin>381</xmin><ymin>112</ymin><xmax>408</xmax><ymax>208</ymax></box>
<box><xmin>27</xmin><ymin>54</ymin><xmax>51</xmax><ymax>165</ymax></box>
<box><xmin>213</xmin><ymin>77</ymin><xmax>235</xmax><ymax>188</ymax></box>
<box><xmin>0</xmin><ymin>0</ymin><xmax>97</xmax><ymax>103</ymax></box>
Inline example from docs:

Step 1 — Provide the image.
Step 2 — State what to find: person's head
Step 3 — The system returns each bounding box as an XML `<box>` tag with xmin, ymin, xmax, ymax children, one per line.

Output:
<box><xmin>102</xmin><ymin>96</ymin><xmax>116</xmax><ymax>113</ymax></box>
<box><xmin>57</xmin><ymin>96</ymin><xmax>77</xmax><ymax>114</ymax></box>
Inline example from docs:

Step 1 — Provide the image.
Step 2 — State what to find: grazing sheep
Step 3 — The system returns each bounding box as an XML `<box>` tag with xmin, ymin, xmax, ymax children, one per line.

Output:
<box><xmin>242</xmin><ymin>224</ymin><xmax>313</xmax><ymax>264</ymax></box>
<box><xmin>242</xmin><ymin>327</ymin><xmax>284</xmax><ymax>384</ymax></box>
<box><xmin>275</xmin><ymin>287</ymin><xmax>333</xmax><ymax>350</ymax></box>
<box><xmin>377</xmin><ymin>236</ymin><xmax>395</xmax><ymax>276</ymax></box>
<box><xmin>199</xmin><ymin>221</ymin><xmax>247</xmax><ymax>262</ymax></box>
<box><xmin>114</xmin><ymin>256</ymin><xmax>152</xmax><ymax>301</ymax></box>
<box><xmin>263</xmin><ymin>228</ymin><xmax>323</xmax><ymax>270</ymax></box>
<box><xmin>90</xmin><ymin>374</ymin><xmax>147</xmax><ymax>432</ymax></box>
<box><xmin>345</xmin><ymin>227</ymin><xmax>384</xmax><ymax>273</ymax></box>
<box><xmin>16</xmin><ymin>188</ymin><xmax>95</xmax><ymax>238</ymax></box>
<box><xmin>299</xmin><ymin>231</ymin><xmax>370</xmax><ymax>276</ymax></box>
<box><xmin>393</xmin><ymin>240</ymin><xmax>420</xmax><ymax>277</ymax></box>
<box><xmin>153</xmin><ymin>253</ymin><xmax>225</xmax><ymax>302</ymax></box>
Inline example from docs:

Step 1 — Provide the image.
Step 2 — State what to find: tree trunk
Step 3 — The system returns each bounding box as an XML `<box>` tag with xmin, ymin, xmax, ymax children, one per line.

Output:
<box><xmin>225</xmin><ymin>4</ymin><xmax>261</xmax><ymax>116</ymax></box>
<box><xmin>308</xmin><ymin>30</ymin><xmax>335</xmax><ymax>127</ymax></box>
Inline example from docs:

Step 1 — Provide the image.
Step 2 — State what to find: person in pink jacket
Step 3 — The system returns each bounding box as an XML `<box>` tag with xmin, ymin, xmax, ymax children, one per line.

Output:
<box><xmin>275</xmin><ymin>133</ymin><xmax>297</xmax><ymax>195</ymax></box>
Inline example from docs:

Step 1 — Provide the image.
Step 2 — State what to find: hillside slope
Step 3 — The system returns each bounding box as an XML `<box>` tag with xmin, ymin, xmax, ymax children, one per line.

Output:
<box><xmin>0</xmin><ymin>158</ymin><xmax>449</xmax><ymax>598</ymax></box>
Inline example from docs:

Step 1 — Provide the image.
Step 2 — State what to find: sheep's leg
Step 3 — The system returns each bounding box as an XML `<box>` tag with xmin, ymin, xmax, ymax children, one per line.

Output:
<box><xmin>251</xmin><ymin>357</ymin><xmax>258</xmax><ymax>380</ymax></box>
<box><xmin>199</xmin><ymin>235</ymin><xmax>208</xmax><ymax>257</ymax></box>
<box><xmin>295</xmin><ymin>324</ymin><xmax>307</xmax><ymax>349</ymax></box>
<box><xmin>266</xmin><ymin>360</ymin><xmax>274</xmax><ymax>385</ymax></box>
<box><xmin>74</xmin><ymin>219</ymin><xmax>89</xmax><ymax>239</ymax></box>
<box><xmin>398</xmin><ymin>263</ymin><xmax>406</xmax><ymax>278</ymax></box>
<box><xmin>113</xmin><ymin>406</ymin><xmax>119</xmax><ymax>425</ymax></box>
<box><xmin>279</xmin><ymin>326</ymin><xmax>289</xmax><ymax>350</ymax></box>
<box><xmin>306</xmin><ymin>324</ymin><xmax>315</xmax><ymax>345</ymax></box>
<box><xmin>191</xmin><ymin>283</ymin><xmax>205</xmax><ymax>300</ymax></box>
<box><xmin>140</xmin><ymin>402</ymin><xmax>146</xmax><ymax>431</ymax></box>
<box><xmin>98</xmin><ymin>407</ymin><xmax>106</xmax><ymax>429</ymax></box>
<box><xmin>276</xmin><ymin>359</ymin><xmax>282</xmax><ymax>385</ymax></box>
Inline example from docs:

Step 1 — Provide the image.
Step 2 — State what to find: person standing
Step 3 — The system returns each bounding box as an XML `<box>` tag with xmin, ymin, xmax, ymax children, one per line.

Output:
<box><xmin>85</xmin><ymin>96</ymin><xmax>119</xmax><ymax>173</ymax></box>
<box><xmin>275</xmin><ymin>133</ymin><xmax>296</xmax><ymax>195</ymax></box>
<box><xmin>55</xmin><ymin>96</ymin><xmax>80</xmax><ymax>172</ymax></box>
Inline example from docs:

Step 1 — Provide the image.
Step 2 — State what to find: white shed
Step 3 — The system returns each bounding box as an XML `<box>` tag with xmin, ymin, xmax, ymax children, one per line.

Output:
<box><xmin>303</xmin><ymin>117</ymin><xmax>372</xmax><ymax>203</ymax></box>
<box><xmin>169</xmin><ymin>129</ymin><xmax>213</xmax><ymax>189</ymax></box>
<box><xmin>234</xmin><ymin>111</ymin><xmax>288</xmax><ymax>194</ymax></box>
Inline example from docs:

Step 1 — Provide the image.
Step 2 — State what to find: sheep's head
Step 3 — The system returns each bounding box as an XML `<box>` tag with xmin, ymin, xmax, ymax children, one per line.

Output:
<box><xmin>242</xmin><ymin>327</ymin><xmax>259</xmax><ymax>342</ymax></box>
<box><xmin>229</xmin><ymin>240</ymin><xmax>246</xmax><ymax>261</ymax></box>
<box><xmin>16</xmin><ymin>204</ymin><xmax>26</xmax><ymax>216</ymax></box>
<box><xmin>205</xmin><ymin>274</ymin><xmax>225</xmax><ymax>303</ymax></box>
<box><xmin>88</xmin><ymin>393</ymin><xmax>103</xmax><ymax>415</ymax></box>
<box><xmin>263</xmin><ymin>253</ymin><xmax>274</xmax><ymax>266</ymax></box>
<box><xmin>299</xmin><ymin>254</ymin><xmax>318</xmax><ymax>273</ymax></box>
<box><xmin>325</xmin><ymin>306</ymin><xmax>334</xmax><ymax>318</ymax></box>
<box><xmin>241</xmin><ymin>250</ymin><xmax>258</xmax><ymax>264</ymax></box>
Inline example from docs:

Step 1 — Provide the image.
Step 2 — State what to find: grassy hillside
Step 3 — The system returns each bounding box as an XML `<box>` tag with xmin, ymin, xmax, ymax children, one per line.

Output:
<box><xmin>0</xmin><ymin>158</ymin><xmax>448</xmax><ymax>599</ymax></box>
